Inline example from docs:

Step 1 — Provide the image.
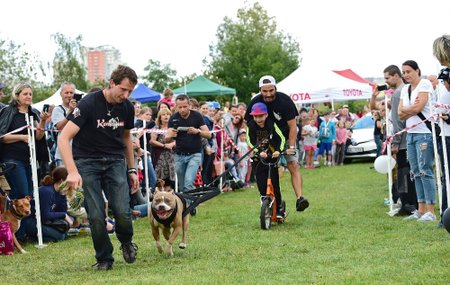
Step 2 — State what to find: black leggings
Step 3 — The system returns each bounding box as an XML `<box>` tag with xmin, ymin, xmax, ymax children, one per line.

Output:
<box><xmin>252</xmin><ymin>161</ymin><xmax>282</xmax><ymax>210</ymax></box>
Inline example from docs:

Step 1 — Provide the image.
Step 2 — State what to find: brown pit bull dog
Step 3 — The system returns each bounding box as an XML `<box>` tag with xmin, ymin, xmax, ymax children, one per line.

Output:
<box><xmin>149</xmin><ymin>186</ymin><xmax>189</xmax><ymax>257</ymax></box>
<box><xmin>1</xmin><ymin>196</ymin><xmax>32</xmax><ymax>254</ymax></box>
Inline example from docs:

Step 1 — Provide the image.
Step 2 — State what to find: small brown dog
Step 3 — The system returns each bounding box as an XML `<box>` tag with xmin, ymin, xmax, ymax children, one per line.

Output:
<box><xmin>149</xmin><ymin>181</ymin><xmax>189</xmax><ymax>257</ymax></box>
<box><xmin>1</xmin><ymin>196</ymin><xmax>32</xmax><ymax>254</ymax></box>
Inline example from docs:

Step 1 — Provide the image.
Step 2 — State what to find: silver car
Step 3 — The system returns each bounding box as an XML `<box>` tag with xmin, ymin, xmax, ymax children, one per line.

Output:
<box><xmin>345</xmin><ymin>114</ymin><xmax>377</xmax><ymax>161</ymax></box>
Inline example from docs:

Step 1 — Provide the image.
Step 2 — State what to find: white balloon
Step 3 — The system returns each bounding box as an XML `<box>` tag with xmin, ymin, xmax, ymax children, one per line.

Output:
<box><xmin>374</xmin><ymin>155</ymin><xmax>396</xmax><ymax>174</ymax></box>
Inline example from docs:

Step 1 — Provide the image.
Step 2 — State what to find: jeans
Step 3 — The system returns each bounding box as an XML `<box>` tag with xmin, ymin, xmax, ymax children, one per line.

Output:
<box><xmin>140</xmin><ymin>155</ymin><xmax>156</xmax><ymax>193</ymax></box>
<box><xmin>406</xmin><ymin>133</ymin><xmax>436</xmax><ymax>204</ymax></box>
<box><xmin>175</xmin><ymin>153</ymin><xmax>202</xmax><ymax>193</ymax></box>
<box><xmin>374</xmin><ymin>134</ymin><xmax>383</xmax><ymax>157</ymax></box>
<box><xmin>1</xmin><ymin>158</ymin><xmax>33</xmax><ymax>199</ymax></box>
<box><xmin>15</xmin><ymin>216</ymin><xmax>67</xmax><ymax>243</ymax></box>
<box><xmin>76</xmin><ymin>158</ymin><xmax>133</xmax><ymax>263</ymax></box>
<box><xmin>133</xmin><ymin>203</ymin><xmax>148</xmax><ymax>217</ymax></box>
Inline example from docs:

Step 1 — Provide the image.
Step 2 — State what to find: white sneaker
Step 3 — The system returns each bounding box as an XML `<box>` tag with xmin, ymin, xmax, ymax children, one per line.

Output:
<box><xmin>417</xmin><ymin>212</ymin><xmax>436</xmax><ymax>222</ymax></box>
<box><xmin>327</xmin><ymin>161</ymin><xmax>332</xmax><ymax>166</ymax></box>
<box><xmin>403</xmin><ymin>210</ymin><xmax>421</xmax><ymax>221</ymax></box>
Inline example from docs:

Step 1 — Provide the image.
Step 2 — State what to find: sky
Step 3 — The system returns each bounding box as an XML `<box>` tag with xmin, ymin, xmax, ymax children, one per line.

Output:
<box><xmin>1</xmin><ymin>0</ymin><xmax>449</xmax><ymax>84</ymax></box>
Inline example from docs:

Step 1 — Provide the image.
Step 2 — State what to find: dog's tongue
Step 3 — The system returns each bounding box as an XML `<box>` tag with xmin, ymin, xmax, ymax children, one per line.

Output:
<box><xmin>157</xmin><ymin>209</ymin><xmax>170</xmax><ymax>217</ymax></box>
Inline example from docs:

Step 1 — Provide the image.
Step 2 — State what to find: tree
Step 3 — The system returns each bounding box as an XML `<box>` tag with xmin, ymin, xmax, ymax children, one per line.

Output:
<box><xmin>141</xmin><ymin>59</ymin><xmax>177</xmax><ymax>92</ymax></box>
<box><xmin>0</xmin><ymin>36</ymin><xmax>46</xmax><ymax>102</ymax></box>
<box><xmin>205</xmin><ymin>2</ymin><xmax>301</xmax><ymax>102</ymax></box>
<box><xmin>52</xmin><ymin>33</ymin><xmax>88</xmax><ymax>91</ymax></box>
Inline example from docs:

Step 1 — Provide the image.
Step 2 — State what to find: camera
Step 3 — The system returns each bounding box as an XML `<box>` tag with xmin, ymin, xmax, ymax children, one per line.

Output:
<box><xmin>172</xmin><ymin>118</ymin><xmax>179</xmax><ymax>129</ymax></box>
<box><xmin>177</xmin><ymin>127</ymin><xmax>189</xmax><ymax>132</ymax></box>
<box><xmin>377</xmin><ymin>85</ymin><xmax>388</xmax><ymax>91</ymax></box>
<box><xmin>43</xmin><ymin>104</ymin><xmax>49</xmax><ymax>113</ymax></box>
<box><xmin>73</xmin><ymin>93</ymin><xmax>83</xmax><ymax>102</ymax></box>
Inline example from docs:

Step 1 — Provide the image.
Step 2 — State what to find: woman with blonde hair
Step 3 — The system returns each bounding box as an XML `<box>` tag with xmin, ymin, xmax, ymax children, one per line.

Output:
<box><xmin>0</xmin><ymin>83</ymin><xmax>49</xmax><ymax>200</ymax></box>
<box><xmin>150</xmin><ymin>108</ymin><xmax>176</xmax><ymax>189</ymax></box>
<box><xmin>433</xmin><ymin>34</ymin><xmax>450</xmax><ymax>66</ymax></box>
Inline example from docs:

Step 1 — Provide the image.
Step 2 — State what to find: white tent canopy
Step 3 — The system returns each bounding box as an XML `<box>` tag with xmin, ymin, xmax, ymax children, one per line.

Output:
<box><xmin>32</xmin><ymin>88</ymin><xmax>86</xmax><ymax>111</ymax></box>
<box><xmin>277</xmin><ymin>60</ymin><xmax>373</xmax><ymax>105</ymax></box>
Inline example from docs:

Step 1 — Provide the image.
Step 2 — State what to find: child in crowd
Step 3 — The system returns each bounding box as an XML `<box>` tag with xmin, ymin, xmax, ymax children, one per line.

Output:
<box><xmin>345</xmin><ymin>120</ymin><xmax>353</xmax><ymax>154</ymax></box>
<box><xmin>334</xmin><ymin>120</ymin><xmax>347</xmax><ymax>166</ymax></box>
<box><xmin>237</xmin><ymin>128</ymin><xmax>249</xmax><ymax>184</ymax></box>
<box><xmin>303</xmin><ymin>118</ymin><xmax>319</xmax><ymax>169</ymax></box>
<box><xmin>246</xmin><ymin>102</ymin><xmax>286</xmax><ymax>218</ymax></box>
<box><xmin>317</xmin><ymin>112</ymin><xmax>336</xmax><ymax>166</ymax></box>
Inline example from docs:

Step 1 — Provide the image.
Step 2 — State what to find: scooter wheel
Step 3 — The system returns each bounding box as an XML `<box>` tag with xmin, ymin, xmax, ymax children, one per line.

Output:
<box><xmin>260</xmin><ymin>198</ymin><xmax>272</xmax><ymax>230</ymax></box>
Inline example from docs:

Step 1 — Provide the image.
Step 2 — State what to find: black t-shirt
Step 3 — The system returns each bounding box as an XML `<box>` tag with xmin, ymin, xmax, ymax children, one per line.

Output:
<box><xmin>245</xmin><ymin>92</ymin><xmax>298</xmax><ymax>137</ymax></box>
<box><xmin>67</xmin><ymin>91</ymin><xmax>135</xmax><ymax>159</ymax></box>
<box><xmin>247</xmin><ymin>118</ymin><xmax>284</xmax><ymax>154</ymax></box>
<box><xmin>168</xmin><ymin>110</ymin><xmax>205</xmax><ymax>154</ymax></box>
<box><xmin>1</xmin><ymin>113</ymin><xmax>30</xmax><ymax>161</ymax></box>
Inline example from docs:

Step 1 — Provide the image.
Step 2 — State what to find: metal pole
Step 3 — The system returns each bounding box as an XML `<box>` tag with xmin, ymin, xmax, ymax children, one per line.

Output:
<box><xmin>429</xmin><ymin>95</ymin><xmax>442</xmax><ymax>208</ymax></box>
<box><xmin>385</xmin><ymin>94</ymin><xmax>394</xmax><ymax>214</ymax></box>
<box><xmin>26</xmin><ymin>114</ymin><xmax>45</xmax><ymax>248</ymax></box>
<box><xmin>219</xmin><ymin>119</ymin><xmax>225</xmax><ymax>190</ymax></box>
<box><xmin>142</xmin><ymin>121</ymin><xmax>150</xmax><ymax>211</ymax></box>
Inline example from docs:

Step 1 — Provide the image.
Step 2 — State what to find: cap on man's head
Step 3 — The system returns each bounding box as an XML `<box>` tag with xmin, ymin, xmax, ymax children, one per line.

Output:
<box><xmin>438</xmin><ymin>67</ymin><xmax>450</xmax><ymax>80</ymax></box>
<box><xmin>259</xmin><ymin>75</ymin><xmax>276</xmax><ymax>88</ymax></box>
<box><xmin>249</xmin><ymin>102</ymin><xmax>268</xmax><ymax>116</ymax></box>
<box><xmin>239</xmin><ymin>128</ymin><xmax>247</xmax><ymax>135</ymax></box>
<box><xmin>0</xmin><ymin>82</ymin><xmax>4</xmax><ymax>89</ymax></box>
<box><xmin>342</xmin><ymin>105</ymin><xmax>349</xmax><ymax>109</ymax></box>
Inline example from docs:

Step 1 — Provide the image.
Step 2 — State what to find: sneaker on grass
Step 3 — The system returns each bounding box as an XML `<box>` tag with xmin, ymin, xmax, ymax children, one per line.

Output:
<box><xmin>92</xmin><ymin>261</ymin><xmax>113</xmax><ymax>270</ymax></box>
<box><xmin>121</xmin><ymin>242</ymin><xmax>138</xmax><ymax>263</ymax></box>
<box><xmin>403</xmin><ymin>210</ymin><xmax>421</xmax><ymax>221</ymax></box>
<box><xmin>417</xmin><ymin>212</ymin><xmax>436</xmax><ymax>222</ymax></box>
<box><xmin>296</xmin><ymin>196</ymin><xmax>309</xmax><ymax>212</ymax></box>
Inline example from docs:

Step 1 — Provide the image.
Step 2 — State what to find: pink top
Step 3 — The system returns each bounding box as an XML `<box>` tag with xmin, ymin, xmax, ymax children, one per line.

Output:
<box><xmin>159</xmin><ymin>97</ymin><xmax>174</xmax><ymax>107</ymax></box>
<box><xmin>335</xmin><ymin>127</ymin><xmax>347</xmax><ymax>144</ymax></box>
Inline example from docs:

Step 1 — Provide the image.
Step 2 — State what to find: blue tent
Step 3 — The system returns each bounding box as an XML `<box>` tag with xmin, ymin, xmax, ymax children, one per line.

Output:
<box><xmin>131</xmin><ymin>83</ymin><xmax>161</xmax><ymax>103</ymax></box>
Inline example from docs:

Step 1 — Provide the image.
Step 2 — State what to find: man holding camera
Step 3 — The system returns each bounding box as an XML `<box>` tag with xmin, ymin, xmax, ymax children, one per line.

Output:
<box><xmin>369</xmin><ymin>65</ymin><xmax>417</xmax><ymax>216</ymax></box>
<box><xmin>51</xmin><ymin>82</ymin><xmax>78</xmax><ymax>166</ymax></box>
<box><xmin>166</xmin><ymin>94</ymin><xmax>211</xmax><ymax>195</ymax></box>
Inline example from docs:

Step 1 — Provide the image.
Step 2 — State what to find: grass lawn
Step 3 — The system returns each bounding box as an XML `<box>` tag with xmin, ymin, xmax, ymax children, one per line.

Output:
<box><xmin>3</xmin><ymin>161</ymin><xmax>450</xmax><ymax>284</ymax></box>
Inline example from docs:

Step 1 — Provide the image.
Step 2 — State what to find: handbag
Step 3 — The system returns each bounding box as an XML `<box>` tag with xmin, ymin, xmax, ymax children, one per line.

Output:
<box><xmin>44</xmin><ymin>219</ymin><xmax>69</xmax><ymax>233</ymax></box>
<box><xmin>0</xmin><ymin>221</ymin><xmax>14</xmax><ymax>255</ymax></box>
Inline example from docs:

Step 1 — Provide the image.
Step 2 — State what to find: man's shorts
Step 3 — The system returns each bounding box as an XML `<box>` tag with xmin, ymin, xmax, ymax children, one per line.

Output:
<box><xmin>283</xmin><ymin>142</ymin><xmax>299</xmax><ymax>163</ymax></box>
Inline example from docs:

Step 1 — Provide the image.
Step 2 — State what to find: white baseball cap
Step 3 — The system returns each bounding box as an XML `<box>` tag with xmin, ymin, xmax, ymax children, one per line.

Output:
<box><xmin>259</xmin><ymin>75</ymin><xmax>276</xmax><ymax>88</ymax></box>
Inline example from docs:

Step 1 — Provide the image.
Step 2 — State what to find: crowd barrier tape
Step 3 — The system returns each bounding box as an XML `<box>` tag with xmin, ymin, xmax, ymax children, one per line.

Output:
<box><xmin>381</xmin><ymin>112</ymin><xmax>439</xmax><ymax>154</ymax></box>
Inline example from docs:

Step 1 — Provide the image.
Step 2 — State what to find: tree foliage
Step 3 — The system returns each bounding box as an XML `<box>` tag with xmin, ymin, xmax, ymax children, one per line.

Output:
<box><xmin>142</xmin><ymin>59</ymin><xmax>177</xmax><ymax>92</ymax></box>
<box><xmin>0</xmin><ymin>36</ymin><xmax>46</xmax><ymax>102</ymax></box>
<box><xmin>206</xmin><ymin>2</ymin><xmax>301</xmax><ymax>102</ymax></box>
<box><xmin>52</xmin><ymin>33</ymin><xmax>88</xmax><ymax>91</ymax></box>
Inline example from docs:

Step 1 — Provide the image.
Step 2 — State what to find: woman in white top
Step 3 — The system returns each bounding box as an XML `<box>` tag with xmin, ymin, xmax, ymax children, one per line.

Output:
<box><xmin>398</xmin><ymin>60</ymin><xmax>437</xmax><ymax>222</ymax></box>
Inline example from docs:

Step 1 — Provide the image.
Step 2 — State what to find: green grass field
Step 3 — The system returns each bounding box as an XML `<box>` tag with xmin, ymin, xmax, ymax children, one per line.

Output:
<box><xmin>3</xmin><ymin>161</ymin><xmax>450</xmax><ymax>284</ymax></box>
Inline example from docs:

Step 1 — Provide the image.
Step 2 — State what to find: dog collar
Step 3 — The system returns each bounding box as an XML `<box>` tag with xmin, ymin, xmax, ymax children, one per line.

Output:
<box><xmin>152</xmin><ymin>203</ymin><xmax>178</xmax><ymax>228</ymax></box>
<box><xmin>9</xmin><ymin>204</ymin><xmax>25</xmax><ymax>220</ymax></box>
